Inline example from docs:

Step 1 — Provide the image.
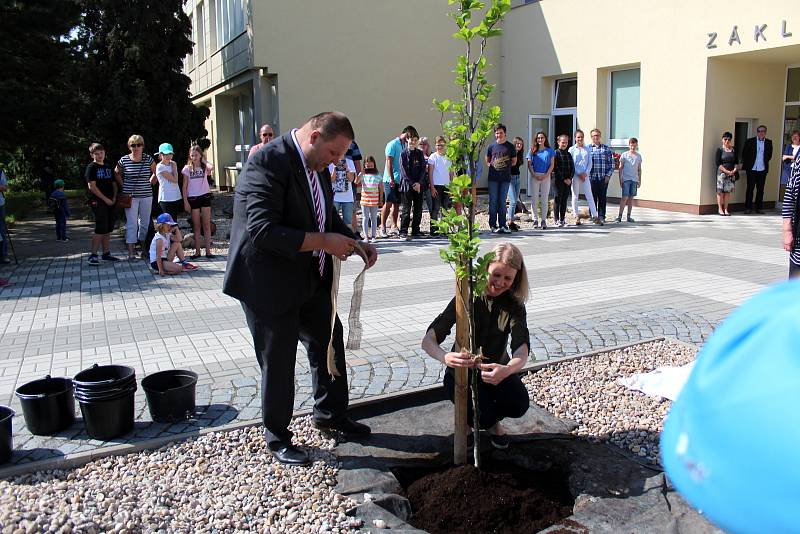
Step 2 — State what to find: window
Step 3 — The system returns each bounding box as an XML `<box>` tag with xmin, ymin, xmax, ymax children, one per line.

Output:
<box><xmin>610</xmin><ymin>68</ymin><xmax>640</xmax><ymax>142</ymax></box>
<box><xmin>196</xmin><ymin>2</ymin><xmax>206</xmax><ymax>63</ymax></box>
<box><xmin>215</xmin><ymin>0</ymin><xmax>245</xmax><ymax>49</ymax></box>
<box><xmin>787</xmin><ymin>67</ymin><xmax>800</xmax><ymax>103</ymax></box>
<box><xmin>554</xmin><ymin>78</ymin><xmax>577</xmax><ymax>109</ymax></box>
<box><xmin>209</xmin><ymin>0</ymin><xmax>217</xmax><ymax>50</ymax></box>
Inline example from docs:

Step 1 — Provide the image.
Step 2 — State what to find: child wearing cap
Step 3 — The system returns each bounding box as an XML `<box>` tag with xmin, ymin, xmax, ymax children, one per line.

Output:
<box><xmin>154</xmin><ymin>143</ymin><xmax>183</xmax><ymax>222</ymax></box>
<box><xmin>149</xmin><ymin>213</ymin><xmax>197</xmax><ymax>275</ymax></box>
<box><xmin>49</xmin><ymin>179</ymin><xmax>70</xmax><ymax>242</ymax></box>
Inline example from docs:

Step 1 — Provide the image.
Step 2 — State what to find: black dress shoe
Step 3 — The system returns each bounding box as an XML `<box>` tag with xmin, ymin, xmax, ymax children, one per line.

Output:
<box><xmin>269</xmin><ymin>444</ymin><xmax>310</xmax><ymax>466</ymax></box>
<box><xmin>313</xmin><ymin>417</ymin><xmax>371</xmax><ymax>436</ymax></box>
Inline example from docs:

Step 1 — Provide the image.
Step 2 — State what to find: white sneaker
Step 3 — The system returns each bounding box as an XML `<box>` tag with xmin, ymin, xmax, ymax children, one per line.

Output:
<box><xmin>377</xmin><ymin>228</ymin><xmax>387</xmax><ymax>238</ymax></box>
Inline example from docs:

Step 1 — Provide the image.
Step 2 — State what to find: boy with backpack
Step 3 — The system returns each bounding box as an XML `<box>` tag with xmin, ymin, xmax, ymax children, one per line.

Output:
<box><xmin>49</xmin><ymin>179</ymin><xmax>70</xmax><ymax>242</ymax></box>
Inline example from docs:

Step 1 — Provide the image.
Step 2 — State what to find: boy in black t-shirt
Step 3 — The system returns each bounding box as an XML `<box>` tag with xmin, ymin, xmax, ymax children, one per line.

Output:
<box><xmin>85</xmin><ymin>143</ymin><xmax>120</xmax><ymax>265</ymax></box>
<box><xmin>485</xmin><ymin>124</ymin><xmax>517</xmax><ymax>233</ymax></box>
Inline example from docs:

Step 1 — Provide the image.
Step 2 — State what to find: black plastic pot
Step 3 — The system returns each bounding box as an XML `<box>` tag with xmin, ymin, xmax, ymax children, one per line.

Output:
<box><xmin>73</xmin><ymin>364</ymin><xmax>135</xmax><ymax>392</ymax></box>
<box><xmin>74</xmin><ymin>364</ymin><xmax>137</xmax><ymax>440</ymax></box>
<box><xmin>0</xmin><ymin>406</ymin><xmax>14</xmax><ymax>464</ymax></box>
<box><xmin>15</xmin><ymin>376</ymin><xmax>75</xmax><ymax>435</ymax></box>
<box><xmin>142</xmin><ymin>370</ymin><xmax>198</xmax><ymax>423</ymax></box>
<box><xmin>78</xmin><ymin>392</ymin><xmax>135</xmax><ymax>440</ymax></box>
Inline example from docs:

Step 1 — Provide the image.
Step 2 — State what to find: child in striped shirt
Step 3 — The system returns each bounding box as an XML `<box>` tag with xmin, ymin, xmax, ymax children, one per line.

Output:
<box><xmin>357</xmin><ymin>156</ymin><xmax>381</xmax><ymax>243</ymax></box>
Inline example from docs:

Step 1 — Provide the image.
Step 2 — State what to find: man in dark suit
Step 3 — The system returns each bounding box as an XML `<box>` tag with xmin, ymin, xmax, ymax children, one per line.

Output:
<box><xmin>224</xmin><ymin>111</ymin><xmax>378</xmax><ymax>465</ymax></box>
<box><xmin>742</xmin><ymin>125</ymin><xmax>773</xmax><ymax>214</ymax></box>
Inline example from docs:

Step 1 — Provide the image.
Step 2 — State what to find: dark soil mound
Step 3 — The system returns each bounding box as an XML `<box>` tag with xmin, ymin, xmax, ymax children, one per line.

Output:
<box><xmin>405</xmin><ymin>463</ymin><xmax>574</xmax><ymax>534</ymax></box>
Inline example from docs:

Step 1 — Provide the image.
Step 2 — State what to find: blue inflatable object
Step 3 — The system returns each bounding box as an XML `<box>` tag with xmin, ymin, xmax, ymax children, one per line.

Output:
<box><xmin>661</xmin><ymin>280</ymin><xmax>800</xmax><ymax>534</ymax></box>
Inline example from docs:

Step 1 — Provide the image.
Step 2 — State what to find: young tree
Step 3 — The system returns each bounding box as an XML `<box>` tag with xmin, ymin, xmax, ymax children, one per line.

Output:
<box><xmin>432</xmin><ymin>0</ymin><xmax>511</xmax><ymax>468</ymax></box>
<box><xmin>74</xmin><ymin>0</ymin><xmax>208</xmax><ymax>163</ymax></box>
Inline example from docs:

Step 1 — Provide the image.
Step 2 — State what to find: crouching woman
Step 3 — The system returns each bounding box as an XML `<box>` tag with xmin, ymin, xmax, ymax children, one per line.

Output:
<box><xmin>421</xmin><ymin>242</ymin><xmax>531</xmax><ymax>449</ymax></box>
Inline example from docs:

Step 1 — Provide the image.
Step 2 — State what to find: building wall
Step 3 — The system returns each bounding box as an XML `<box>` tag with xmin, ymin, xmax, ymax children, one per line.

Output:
<box><xmin>501</xmin><ymin>0</ymin><xmax>800</xmax><ymax>210</ymax></box>
<box><xmin>250</xmin><ymin>1</ymin><xmax>500</xmax><ymax>176</ymax></box>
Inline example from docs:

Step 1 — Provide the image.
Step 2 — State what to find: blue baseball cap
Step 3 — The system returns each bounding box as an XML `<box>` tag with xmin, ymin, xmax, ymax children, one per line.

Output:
<box><xmin>155</xmin><ymin>213</ymin><xmax>178</xmax><ymax>225</ymax></box>
<box><xmin>157</xmin><ymin>142</ymin><xmax>174</xmax><ymax>155</ymax></box>
<box><xmin>661</xmin><ymin>280</ymin><xmax>800</xmax><ymax>533</ymax></box>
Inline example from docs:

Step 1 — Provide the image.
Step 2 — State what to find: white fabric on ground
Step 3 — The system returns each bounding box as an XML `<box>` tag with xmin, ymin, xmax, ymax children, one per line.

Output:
<box><xmin>618</xmin><ymin>361</ymin><xmax>696</xmax><ymax>401</ymax></box>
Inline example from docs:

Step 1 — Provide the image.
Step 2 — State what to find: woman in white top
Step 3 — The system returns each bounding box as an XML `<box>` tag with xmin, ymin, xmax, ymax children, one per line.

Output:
<box><xmin>568</xmin><ymin>130</ymin><xmax>602</xmax><ymax>226</ymax></box>
<box><xmin>154</xmin><ymin>142</ymin><xmax>183</xmax><ymax>222</ymax></box>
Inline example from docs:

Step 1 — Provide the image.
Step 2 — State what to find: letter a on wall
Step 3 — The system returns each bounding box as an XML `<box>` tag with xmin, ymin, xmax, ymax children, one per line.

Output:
<box><xmin>729</xmin><ymin>25</ymin><xmax>741</xmax><ymax>46</ymax></box>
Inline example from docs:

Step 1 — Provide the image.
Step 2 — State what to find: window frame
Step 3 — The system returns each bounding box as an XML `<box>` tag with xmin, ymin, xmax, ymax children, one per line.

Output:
<box><xmin>553</xmin><ymin>77</ymin><xmax>577</xmax><ymax>111</ymax></box>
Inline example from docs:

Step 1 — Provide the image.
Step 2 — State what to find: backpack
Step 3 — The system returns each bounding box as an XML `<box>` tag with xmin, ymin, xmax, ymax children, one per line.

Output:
<box><xmin>47</xmin><ymin>197</ymin><xmax>60</xmax><ymax>215</ymax></box>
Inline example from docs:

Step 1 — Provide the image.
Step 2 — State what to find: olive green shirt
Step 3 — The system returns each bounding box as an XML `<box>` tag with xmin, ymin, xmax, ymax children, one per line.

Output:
<box><xmin>427</xmin><ymin>293</ymin><xmax>530</xmax><ymax>365</ymax></box>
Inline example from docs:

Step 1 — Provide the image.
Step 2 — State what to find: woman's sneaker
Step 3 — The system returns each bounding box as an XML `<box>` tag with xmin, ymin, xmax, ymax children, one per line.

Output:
<box><xmin>87</xmin><ymin>254</ymin><xmax>100</xmax><ymax>266</ymax></box>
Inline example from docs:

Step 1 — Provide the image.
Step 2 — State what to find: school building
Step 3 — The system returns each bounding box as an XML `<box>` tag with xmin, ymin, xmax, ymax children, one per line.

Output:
<box><xmin>184</xmin><ymin>0</ymin><xmax>799</xmax><ymax>213</ymax></box>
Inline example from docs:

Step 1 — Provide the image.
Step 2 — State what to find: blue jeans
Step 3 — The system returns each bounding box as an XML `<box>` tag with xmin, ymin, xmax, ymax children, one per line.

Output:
<box><xmin>55</xmin><ymin>213</ymin><xmax>67</xmax><ymax>240</ymax></box>
<box><xmin>333</xmin><ymin>201</ymin><xmax>354</xmax><ymax>228</ymax></box>
<box><xmin>506</xmin><ymin>174</ymin><xmax>520</xmax><ymax>222</ymax></box>
<box><xmin>0</xmin><ymin>204</ymin><xmax>7</xmax><ymax>258</ymax></box>
<box><xmin>488</xmin><ymin>180</ymin><xmax>511</xmax><ymax>229</ymax></box>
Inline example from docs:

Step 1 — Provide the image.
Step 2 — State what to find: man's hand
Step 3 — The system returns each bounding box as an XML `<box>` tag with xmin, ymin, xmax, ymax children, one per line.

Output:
<box><xmin>359</xmin><ymin>241</ymin><xmax>378</xmax><ymax>268</ymax></box>
<box><xmin>412</xmin><ymin>183</ymin><xmax>421</xmax><ymax>193</ymax></box>
<box><xmin>565</xmin><ymin>178</ymin><xmax>572</xmax><ymax>186</ymax></box>
<box><xmin>579</xmin><ymin>173</ymin><xmax>588</xmax><ymax>182</ymax></box>
<box><xmin>604</xmin><ymin>176</ymin><xmax>610</xmax><ymax>185</ymax></box>
<box><xmin>480</xmin><ymin>363</ymin><xmax>510</xmax><ymax>385</ymax></box>
<box><xmin>323</xmin><ymin>233</ymin><xmax>357</xmax><ymax>260</ymax></box>
<box><xmin>431</xmin><ymin>187</ymin><xmax>438</xmax><ymax>198</ymax></box>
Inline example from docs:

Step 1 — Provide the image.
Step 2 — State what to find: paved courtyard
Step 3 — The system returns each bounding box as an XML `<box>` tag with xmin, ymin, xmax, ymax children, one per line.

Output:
<box><xmin>0</xmin><ymin>203</ymin><xmax>790</xmax><ymax>471</ymax></box>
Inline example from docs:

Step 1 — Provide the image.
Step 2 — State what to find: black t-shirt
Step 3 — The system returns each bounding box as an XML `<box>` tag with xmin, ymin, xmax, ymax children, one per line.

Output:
<box><xmin>510</xmin><ymin>148</ymin><xmax>524</xmax><ymax>175</ymax></box>
<box><xmin>85</xmin><ymin>161</ymin><xmax>116</xmax><ymax>201</ymax></box>
<box><xmin>486</xmin><ymin>141</ymin><xmax>516</xmax><ymax>182</ymax></box>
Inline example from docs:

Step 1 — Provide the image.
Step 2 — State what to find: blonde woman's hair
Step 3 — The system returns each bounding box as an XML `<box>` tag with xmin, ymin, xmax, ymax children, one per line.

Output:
<box><xmin>187</xmin><ymin>144</ymin><xmax>207</xmax><ymax>171</ymax></box>
<box><xmin>127</xmin><ymin>134</ymin><xmax>144</xmax><ymax>148</ymax></box>
<box><xmin>491</xmin><ymin>242</ymin><xmax>529</xmax><ymax>303</ymax></box>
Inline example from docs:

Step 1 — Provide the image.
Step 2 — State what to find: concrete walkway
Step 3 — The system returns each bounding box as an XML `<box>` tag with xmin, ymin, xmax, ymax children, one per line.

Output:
<box><xmin>0</xmin><ymin>200</ymin><xmax>789</xmax><ymax>474</ymax></box>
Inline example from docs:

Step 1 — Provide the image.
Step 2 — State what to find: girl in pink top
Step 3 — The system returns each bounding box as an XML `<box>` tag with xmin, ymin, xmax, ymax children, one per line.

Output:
<box><xmin>181</xmin><ymin>145</ymin><xmax>215</xmax><ymax>259</ymax></box>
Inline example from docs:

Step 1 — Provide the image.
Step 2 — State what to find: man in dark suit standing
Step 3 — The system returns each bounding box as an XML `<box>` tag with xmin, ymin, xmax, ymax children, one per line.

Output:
<box><xmin>224</xmin><ymin>111</ymin><xmax>378</xmax><ymax>465</ymax></box>
<box><xmin>742</xmin><ymin>125</ymin><xmax>773</xmax><ymax>214</ymax></box>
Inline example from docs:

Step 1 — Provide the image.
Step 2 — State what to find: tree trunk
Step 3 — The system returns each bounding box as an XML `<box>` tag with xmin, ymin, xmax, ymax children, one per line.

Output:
<box><xmin>453</xmin><ymin>278</ymin><xmax>470</xmax><ymax>465</ymax></box>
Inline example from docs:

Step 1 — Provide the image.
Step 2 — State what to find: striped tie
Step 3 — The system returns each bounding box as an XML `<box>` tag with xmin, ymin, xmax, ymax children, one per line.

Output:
<box><xmin>307</xmin><ymin>166</ymin><xmax>326</xmax><ymax>277</ymax></box>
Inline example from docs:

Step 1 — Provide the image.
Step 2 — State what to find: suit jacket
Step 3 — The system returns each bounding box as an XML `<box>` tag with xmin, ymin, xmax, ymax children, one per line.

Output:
<box><xmin>742</xmin><ymin>137</ymin><xmax>773</xmax><ymax>173</ymax></box>
<box><xmin>223</xmin><ymin>132</ymin><xmax>355</xmax><ymax>315</ymax></box>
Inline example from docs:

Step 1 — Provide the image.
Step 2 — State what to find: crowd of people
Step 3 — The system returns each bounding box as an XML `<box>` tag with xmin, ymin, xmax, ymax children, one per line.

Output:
<box><xmin>77</xmin><ymin>136</ymin><xmax>215</xmax><ymax>273</ymax></box>
<box><xmin>325</xmin><ymin>123</ymin><xmax>643</xmax><ymax>244</ymax></box>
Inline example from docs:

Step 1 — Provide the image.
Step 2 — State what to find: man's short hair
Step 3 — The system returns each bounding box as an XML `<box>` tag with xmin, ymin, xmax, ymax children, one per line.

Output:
<box><xmin>629</xmin><ymin>137</ymin><xmax>638</xmax><ymax>144</ymax></box>
<box><xmin>590</xmin><ymin>128</ymin><xmax>601</xmax><ymax>136</ymax></box>
<box><xmin>435</xmin><ymin>135</ymin><xmax>446</xmax><ymax>144</ymax></box>
<box><xmin>89</xmin><ymin>142</ymin><xmax>104</xmax><ymax>153</ymax></box>
<box><xmin>757</xmin><ymin>125</ymin><xmax>767</xmax><ymax>132</ymax></box>
<box><xmin>307</xmin><ymin>112</ymin><xmax>355</xmax><ymax>141</ymax></box>
<box><xmin>259</xmin><ymin>124</ymin><xmax>273</xmax><ymax>132</ymax></box>
<box><xmin>494</xmin><ymin>123</ymin><xmax>507</xmax><ymax>133</ymax></box>
<box><xmin>402</xmin><ymin>125</ymin><xmax>419</xmax><ymax>139</ymax></box>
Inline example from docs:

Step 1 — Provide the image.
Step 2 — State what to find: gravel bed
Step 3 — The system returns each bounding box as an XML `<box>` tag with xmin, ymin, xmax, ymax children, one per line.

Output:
<box><xmin>0</xmin><ymin>417</ymin><xmax>361</xmax><ymax>533</ymax></box>
<box><xmin>523</xmin><ymin>339</ymin><xmax>697</xmax><ymax>465</ymax></box>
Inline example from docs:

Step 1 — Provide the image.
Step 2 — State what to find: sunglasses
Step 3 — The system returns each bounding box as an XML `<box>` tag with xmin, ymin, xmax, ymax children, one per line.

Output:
<box><xmin>129</xmin><ymin>144</ymin><xmax>143</xmax><ymax>148</ymax></box>
<box><xmin>261</xmin><ymin>133</ymin><xmax>274</xmax><ymax>138</ymax></box>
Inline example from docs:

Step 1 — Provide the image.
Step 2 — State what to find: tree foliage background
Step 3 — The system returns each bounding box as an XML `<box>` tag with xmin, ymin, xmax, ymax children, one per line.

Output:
<box><xmin>0</xmin><ymin>0</ymin><xmax>208</xmax><ymax>190</ymax></box>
